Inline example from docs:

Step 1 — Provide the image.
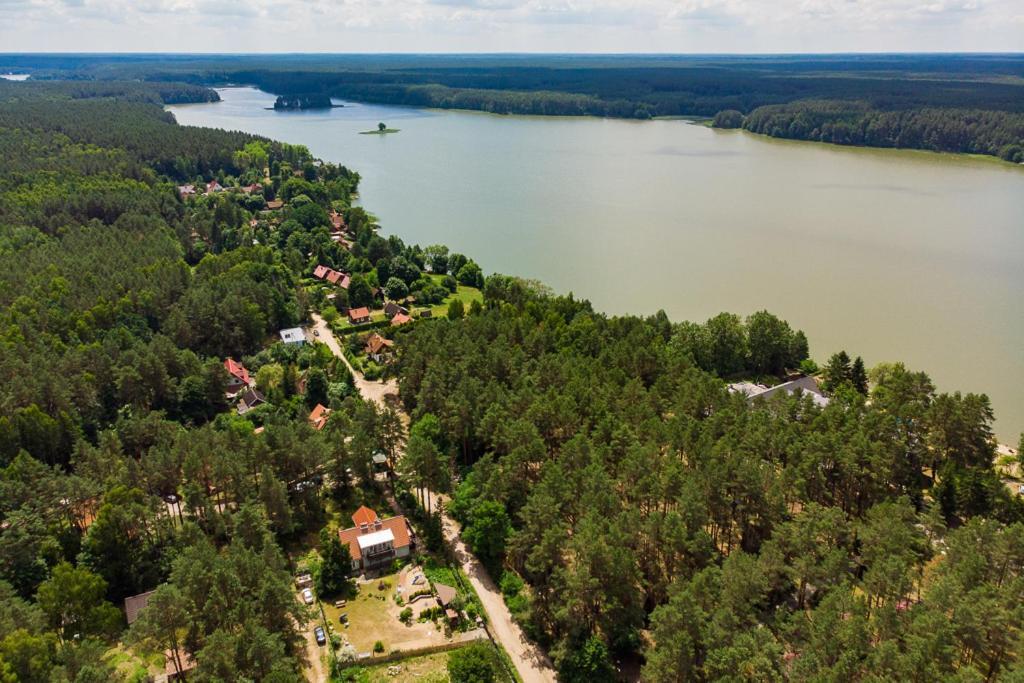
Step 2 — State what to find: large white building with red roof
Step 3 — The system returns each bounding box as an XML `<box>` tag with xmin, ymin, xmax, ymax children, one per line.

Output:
<box><xmin>223</xmin><ymin>358</ymin><xmax>252</xmax><ymax>396</ymax></box>
<box><xmin>338</xmin><ymin>506</ymin><xmax>413</xmax><ymax>573</ymax></box>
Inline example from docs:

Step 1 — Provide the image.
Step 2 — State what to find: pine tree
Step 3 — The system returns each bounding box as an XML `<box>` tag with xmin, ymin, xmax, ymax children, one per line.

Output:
<box><xmin>822</xmin><ymin>351</ymin><xmax>852</xmax><ymax>393</ymax></box>
<box><xmin>850</xmin><ymin>356</ymin><xmax>868</xmax><ymax>394</ymax></box>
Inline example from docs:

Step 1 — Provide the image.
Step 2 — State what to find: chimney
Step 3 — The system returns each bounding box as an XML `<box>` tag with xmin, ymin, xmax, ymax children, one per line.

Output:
<box><xmin>374</xmin><ymin>519</ymin><xmax>382</xmax><ymax>531</ymax></box>
<box><xmin>360</xmin><ymin>522</ymin><xmax>368</xmax><ymax>534</ymax></box>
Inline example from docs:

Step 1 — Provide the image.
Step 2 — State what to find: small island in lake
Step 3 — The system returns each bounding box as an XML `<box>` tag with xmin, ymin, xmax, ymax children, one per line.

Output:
<box><xmin>360</xmin><ymin>122</ymin><xmax>400</xmax><ymax>135</ymax></box>
<box><xmin>272</xmin><ymin>94</ymin><xmax>336</xmax><ymax>110</ymax></box>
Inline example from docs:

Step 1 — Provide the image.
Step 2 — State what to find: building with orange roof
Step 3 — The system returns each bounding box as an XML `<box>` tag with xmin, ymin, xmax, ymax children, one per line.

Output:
<box><xmin>308</xmin><ymin>403</ymin><xmax>331</xmax><ymax>431</ymax></box>
<box><xmin>223</xmin><ymin>358</ymin><xmax>252</xmax><ymax>396</ymax></box>
<box><xmin>338</xmin><ymin>506</ymin><xmax>414</xmax><ymax>573</ymax></box>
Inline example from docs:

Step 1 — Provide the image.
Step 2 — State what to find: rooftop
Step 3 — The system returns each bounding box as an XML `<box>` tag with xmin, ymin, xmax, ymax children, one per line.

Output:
<box><xmin>356</xmin><ymin>528</ymin><xmax>395</xmax><ymax>550</ymax></box>
<box><xmin>280</xmin><ymin>327</ymin><xmax>306</xmax><ymax>344</ymax></box>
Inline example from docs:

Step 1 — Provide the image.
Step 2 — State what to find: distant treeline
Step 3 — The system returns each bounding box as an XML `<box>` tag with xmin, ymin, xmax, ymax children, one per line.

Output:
<box><xmin>0</xmin><ymin>81</ymin><xmax>275</xmax><ymax>178</ymax></box>
<box><xmin>4</xmin><ymin>53</ymin><xmax>1024</xmax><ymax>159</ymax></box>
<box><xmin>0</xmin><ymin>78</ymin><xmax>217</xmax><ymax>105</ymax></box>
<box><xmin>714</xmin><ymin>101</ymin><xmax>1024</xmax><ymax>162</ymax></box>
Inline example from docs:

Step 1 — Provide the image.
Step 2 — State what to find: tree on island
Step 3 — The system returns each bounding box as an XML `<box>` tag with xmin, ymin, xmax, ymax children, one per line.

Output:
<box><xmin>378</xmin><ymin>122</ymin><xmax>387</xmax><ymax>132</ymax></box>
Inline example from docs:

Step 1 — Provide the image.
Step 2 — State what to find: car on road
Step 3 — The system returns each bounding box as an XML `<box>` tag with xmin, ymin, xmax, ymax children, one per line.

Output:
<box><xmin>302</xmin><ymin>588</ymin><xmax>314</xmax><ymax>604</ymax></box>
<box><xmin>314</xmin><ymin>626</ymin><xmax>326</xmax><ymax>646</ymax></box>
<box><xmin>313</xmin><ymin>329</ymin><xmax>320</xmax><ymax>337</ymax></box>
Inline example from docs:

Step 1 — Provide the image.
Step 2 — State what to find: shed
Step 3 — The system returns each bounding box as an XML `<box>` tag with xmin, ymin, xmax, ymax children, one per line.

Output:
<box><xmin>280</xmin><ymin>327</ymin><xmax>306</xmax><ymax>345</ymax></box>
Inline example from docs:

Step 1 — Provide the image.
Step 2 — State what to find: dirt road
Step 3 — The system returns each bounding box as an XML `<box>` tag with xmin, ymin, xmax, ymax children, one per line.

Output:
<box><xmin>308</xmin><ymin>314</ymin><xmax>400</xmax><ymax>410</ymax></box>
<box><xmin>307</xmin><ymin>314</ymin><xmax>557</xmax><ymax>683</ymax></box>
<box><xmin>300</xmin><ymin>598</ymin><xmax>328</xmax><ymax>683</ymax></box>
<box><xmin>427</xmin><ymin>491</ymin><xmax>557</xmax><ymax>683</ymax></box>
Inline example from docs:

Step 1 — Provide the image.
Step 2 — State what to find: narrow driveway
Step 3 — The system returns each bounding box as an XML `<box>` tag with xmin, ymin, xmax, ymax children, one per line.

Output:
<box><xmin>299</xmin><ymin>596</ymin><xmax>328</xmax><ymax>683</ymax></box>
<box><xmin>306</xmin><ymin>314</ymin><xmax>557</xmax><ymax>683</ymax></box>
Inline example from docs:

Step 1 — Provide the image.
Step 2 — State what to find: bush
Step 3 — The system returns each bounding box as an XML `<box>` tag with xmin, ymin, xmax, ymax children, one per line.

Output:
<box><xmin>373</xmin><ymin>640</ymin><xmax>385</xmax><ymax>653</ymax></box>
<box><xmin>505</xmin><ymin>593</ymin><xmax>529</xmax><ymax>620</ymax></box>
<box><xmin>399</xmin><ymin>607</ymin><xmax>413</xmax><ymax>624</ymax></box>
<box><xmin>448</xmin><ymin>643</ymin><xmax>496</xmax><ymax>683</ymax></box>
<box><xmin>499</xmin><ymin>571</ymin><xmax>524</xmax><ymax>599</ymax></box>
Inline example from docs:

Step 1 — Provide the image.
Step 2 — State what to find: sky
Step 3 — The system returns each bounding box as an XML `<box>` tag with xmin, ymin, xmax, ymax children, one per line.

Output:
<box><xmin>1</xmin><ymin>0</ymin><xmax>1022</xmax><ymax>53</ymax></box>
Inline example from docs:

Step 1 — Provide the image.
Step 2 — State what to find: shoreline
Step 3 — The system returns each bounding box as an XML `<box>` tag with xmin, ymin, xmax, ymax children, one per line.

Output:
<box><xmin>167</xmin><ymin>88</ymin><xmax>1024</xmax><ymax>444</ymax></box>
<box><xmin>204</xmin><ymin>85</ymin><xmax>1023</xmax><ymax>168</ymax></box>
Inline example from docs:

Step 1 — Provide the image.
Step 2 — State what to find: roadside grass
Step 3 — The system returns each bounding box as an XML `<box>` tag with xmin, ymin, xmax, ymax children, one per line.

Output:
<box><xmin>336</xmin><ymin>651</ymin><xmax>448</xmax><ymax>682</ymax></box>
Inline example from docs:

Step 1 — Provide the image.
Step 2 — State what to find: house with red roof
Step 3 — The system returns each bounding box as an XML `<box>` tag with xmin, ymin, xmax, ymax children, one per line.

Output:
<box><xmin>330</xmin><ymin>212</ymin><xmax>346</xmax><ymax>231</ymax></box>
<box><xmin>347</xmin><ymin>307</ymin><xmax>371</xmax><ymax>325</ymax></box>
<box><xmin>338</xmin><ymin>506</ymin><xmax>414</xmax><ymax>573</ymax></box>
<box><xmin>205</xmin><ymin>180</ymin><xmax>223</xmax><ymax>195</ymax></box>
<box><xmin>313</xmin><ymin>265</ymin><xmax>352</xmax><ymax>289</ymax></box>
<box><xmin>326</xmin><ymin>271</ymin><xmax>351</xmax><ymax>289</ymax></box>
<box><xmin>365</xmin><ymin>333</ymin><xmax>394</xmax><ymax>362</ymax></box>
<box><xmin>391</xmin><ymin>312</ymin><xmax>412</xmax><ymax>327</ymax></box>
<box><xmin>223</xmin><ymin>358</ymin><xmax>252</xmax><ymax>396</ymax></box>
<box><xmin>309</xmin><ymin>403</ymin><xmax>331</xmax><ymax>431</ymax></box>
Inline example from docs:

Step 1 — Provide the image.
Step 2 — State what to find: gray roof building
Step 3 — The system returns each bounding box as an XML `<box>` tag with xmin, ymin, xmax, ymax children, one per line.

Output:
<box><xmin>279</xmin><ymin>327</ymin><xmax>306</xmax><ymax>345</ymax></box>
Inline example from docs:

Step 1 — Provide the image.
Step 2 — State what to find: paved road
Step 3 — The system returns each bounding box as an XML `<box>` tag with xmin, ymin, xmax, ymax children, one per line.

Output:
<box><xmin>307</xmin><ymin>315</ymin><xmax>558</xmax><ymax>683</ymax></box>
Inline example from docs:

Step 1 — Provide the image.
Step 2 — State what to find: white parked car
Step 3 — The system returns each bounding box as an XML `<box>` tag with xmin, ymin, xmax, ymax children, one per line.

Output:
<box><xmin>302</xmin><ymin>588</ymin><xmax>314</xmax><ymax>604</ymax></box>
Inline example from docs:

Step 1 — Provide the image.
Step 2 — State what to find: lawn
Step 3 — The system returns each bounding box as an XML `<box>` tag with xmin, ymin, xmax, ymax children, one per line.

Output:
<box><xmin>104</xmin><ymin>644</ymin><xmax>163</xmax><ymax>683</ymax></box>
<box><xmin>331</xmin><ymin>277</ymin><xmax>482</xmax><ymax>332</ymax></box>
<box><xmin>322</xmin><ymin>572</ymin><xmax>446</xmax><ymax>656</ymax></box>
<box><xmin>427</xmin><ymin>282</ymin><xmax>483</xmax><ymax>318</ymax></box>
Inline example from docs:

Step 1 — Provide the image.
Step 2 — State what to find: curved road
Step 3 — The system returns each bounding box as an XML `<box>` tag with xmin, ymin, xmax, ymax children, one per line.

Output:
<box><xmin>307</xmin><ymin>315</ymin><xmax>557</xmax><ymax>683</ymax></box>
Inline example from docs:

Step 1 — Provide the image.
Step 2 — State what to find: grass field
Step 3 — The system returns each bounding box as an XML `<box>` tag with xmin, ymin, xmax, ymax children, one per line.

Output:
<box><xmin>332</xmin><ymin>277</ymin><xmax>482</xmax><ymax>332</ymax></box>
<box><xmin>323</xmin><ymin>573</ymin><xmax>445</xmax><ymax>655</ymax></box>
<box><xmin>337</xmin><ymin>651</ymin><xmax>449</xmax><ymax>682</ymax></box>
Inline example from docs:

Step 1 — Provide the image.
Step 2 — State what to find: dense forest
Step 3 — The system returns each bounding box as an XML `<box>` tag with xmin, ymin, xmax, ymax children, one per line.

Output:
<box><xmin>396</xmin><ymin>284</ymin><xmax>1024</xmax><ymax>681</ymax></box>
<box><xmin>0</xmin><ymin>79</ymin><xmax>446</xmax><ymax>681</ymax></box>
<box><xmin>0</xmin><ymin>74</ymin><xmax>1022</xmax><ymax>682</ymax></box>
<box><xmin>715</xmin><ymin>101</ymin><xmax>1024</xmax><ymax>162</ymax></box>
<box><xmin>4</xmin><ymin>53</ymin><xmax>1024</xmax><ymax>160</ymax></box>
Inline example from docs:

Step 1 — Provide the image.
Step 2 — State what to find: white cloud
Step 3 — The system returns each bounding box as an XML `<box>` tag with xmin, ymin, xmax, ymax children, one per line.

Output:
<box><xmin>0</xmin><ymin>0</ymin><xmax>1021</xmax><ymax>51</ymax></box>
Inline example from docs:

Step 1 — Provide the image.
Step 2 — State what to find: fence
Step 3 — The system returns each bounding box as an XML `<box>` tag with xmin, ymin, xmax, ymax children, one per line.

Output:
<box><xmin>332</xmin><ymin>633</ymin><xmax>484</xmax><ymax>670</ymax></box>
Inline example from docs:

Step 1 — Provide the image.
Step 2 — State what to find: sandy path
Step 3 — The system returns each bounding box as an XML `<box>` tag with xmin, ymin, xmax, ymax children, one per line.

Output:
<box><xmin>300</xmin><ymin>602</ymin><xmax>329</xmax><ymax>683</ymax></box>
<box><xmin>426</xmin><ymin>491</ymin><xmax>557</xmax><ymax>683</ymax></box>
<box><xmin>308</xmin><ymin>314</ymin><xmax>557</xmax><ymax>683</ymax></box>
<box><xmin>308</xmin><ymin>314</ymin><xmax>400</xmax><ymax>410</ymax></box>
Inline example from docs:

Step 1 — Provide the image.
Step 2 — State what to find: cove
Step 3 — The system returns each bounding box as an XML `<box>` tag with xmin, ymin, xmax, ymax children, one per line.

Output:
<box><xmin>168</xmin><ymin>87</ymin><xmax>1024</xmax><ymax>442</ymax></box>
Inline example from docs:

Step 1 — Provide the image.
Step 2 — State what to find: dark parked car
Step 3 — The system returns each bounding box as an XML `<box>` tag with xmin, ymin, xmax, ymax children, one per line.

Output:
<box><xmin>314</xmin><ymin>626</ymin><xmax>326</xmax><ymax>646</ymax></box>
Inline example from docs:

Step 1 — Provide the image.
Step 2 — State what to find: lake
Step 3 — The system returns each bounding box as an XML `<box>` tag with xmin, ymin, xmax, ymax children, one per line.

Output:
<box><xmin>168</xmin><ymin>87</ymin><xmax>1024</xmax><ymax>443</ymax></box>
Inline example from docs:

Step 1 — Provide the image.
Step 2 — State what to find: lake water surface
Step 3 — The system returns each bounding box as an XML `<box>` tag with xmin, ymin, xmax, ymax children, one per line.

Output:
<box><xmin>169</xmin><ymin>87</ymin><xmax>1024</xmax><ymax>442</ymax></box>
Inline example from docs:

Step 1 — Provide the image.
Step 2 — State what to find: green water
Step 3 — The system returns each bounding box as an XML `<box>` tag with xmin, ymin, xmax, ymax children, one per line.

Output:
<box><xmin>169</xmin><ymin>87</ymin><xmax>1024</xmax><ymax>442</ymax></box>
